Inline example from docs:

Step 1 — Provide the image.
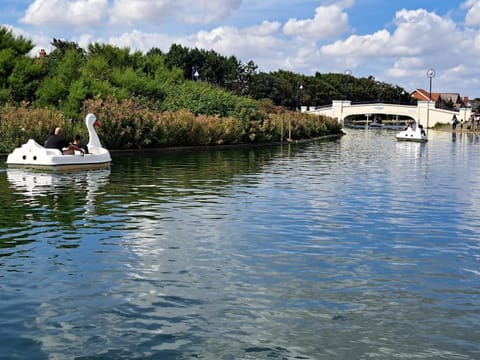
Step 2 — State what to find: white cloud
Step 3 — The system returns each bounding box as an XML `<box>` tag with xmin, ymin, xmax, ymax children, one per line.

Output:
<box><xmin>20</xmin><ymin>0</ymin><xmax>108</xmax><ymax>27</ymax></box>
<box><xmin>107</xmin><ymin>30</ymin><xmax>179</xmax><ymax>53</ymax></box>
<box><xmin>283</xmin><ymin>3</ymin><xmax>350</xmax><ymax>40</ymax></box>
<box><xmin>177</xmin><ymin>0</ymin><xmax>242</xmax><ymax>24</ymax></box>
<box><xmin>386</xmin><ymin>8</ymin><xmax>466</xmax><ymax>89</ymax></box>
<box><xmin>322</xmin><ymin>9</ymin><xmax>458</xmax><ymax>59</ymax></box>
<box><xmin>391</xmin><ymin>9</ymin><xmax>458</xmax><ymax>54</ymax></box>
<box><xmin>463</xmin><ymin>0</ymin><xmax>480</xmax><ymax>26</ymax></box>
<box><xmin>109</xmin><ymin>0</ymin><xmax>241</xmax><ymax>25</ymax></box>
<box><xmin>322</xmin><ymin>30</ymin><xmax>391</xmax><ymax>57</ymax></box>
<box><xmin>194</xmin><ymin>21</ymin><xmax>287</xmax><ymax>66</ymax></box>
<box><xmin>319</xmin><ymin>8</ymin><xmax>466</xmax><ymax>85</ymax></box>
<box><xmin>109</xmin><ymin>0</ymin><xmax>173</xmax><ymax>25</ymax></box>
<box><xmin>475</xmin><ymin>32</ymin><xmax>480</xmax><ymax>49</ymax></box>
<box><xmin>20</xmin><ymin>0</ymin><xmax>241</xmax><ymax>28</ymax></box>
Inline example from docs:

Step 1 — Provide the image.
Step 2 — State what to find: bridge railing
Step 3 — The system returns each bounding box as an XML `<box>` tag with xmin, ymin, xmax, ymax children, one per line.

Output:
<box><xmin>349</xmin><ymin>100</ymin><xmax>462</xmax><ymax>112</ymax></box>
<box><xmin>304</xmin><ymin>105</ymin><xmax>332</xmax><ymax>111</ymax></box>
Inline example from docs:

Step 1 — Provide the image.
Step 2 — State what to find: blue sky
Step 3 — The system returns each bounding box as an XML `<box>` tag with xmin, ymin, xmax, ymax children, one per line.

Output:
<box><xmin>1</xmin><ymin>0</ymin><xmax>480</xmax><ymax>99</ymax></box>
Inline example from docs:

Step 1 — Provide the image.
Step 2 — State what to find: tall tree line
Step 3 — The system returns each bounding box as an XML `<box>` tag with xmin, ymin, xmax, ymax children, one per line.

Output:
<box><xmin>0</xmin><ymin>26</ymin><xmax>414</xmax><ymax>119</ymax></box>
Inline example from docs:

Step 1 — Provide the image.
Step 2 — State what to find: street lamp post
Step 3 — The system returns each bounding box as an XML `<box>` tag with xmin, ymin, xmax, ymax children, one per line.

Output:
<box><xmin>342</xmin><ymin>70</ymin><xmax>352</xmax><ymax>126</ymax></box>
<box><xmin>191</xmin><ymin>66</ymin><xmax>199</xmax><ymax>81</ymax></box>
<box><xmin>289</xmin><ymin>82</ymin><xmax>303</xmax><ymax>142</ymax></box>
<box><xmin>396</xmin><ymin>90</ymin><xmax>405</xmax><ymax>122</ymax></box>
<box><xmin>344</xmin><ymin>69</ymin><xmax>352</xmax><ymax>100</ymax></box>
<box><xmin>426</xmin><ymin>68</ymin><xmax>435</xmax><ymax>133</ymax></box>
<box><xmin>296</xmin><ymin>82</ymin><xmax>303</xmax><ymax>112</ymax></box>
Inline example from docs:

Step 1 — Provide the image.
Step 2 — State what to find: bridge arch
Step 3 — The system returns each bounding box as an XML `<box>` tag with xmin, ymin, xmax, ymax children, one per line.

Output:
<box><xmin>305</xmin><ymin>100</ymin><xmax>470</xmax><ymax>128</ymax></box>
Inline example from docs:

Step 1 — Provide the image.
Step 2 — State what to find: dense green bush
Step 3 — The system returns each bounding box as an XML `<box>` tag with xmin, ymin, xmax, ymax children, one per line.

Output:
<box><xmin>84</xmin><ymin>97</ymin><xmax>341</xmax><ymax>149</ymax></box>
<box><xmin>160</xmin><ymin>81</ymin><xmax>258</xmax><ymax>119</ymax></box>
<box><xmin>0</xmin><ymin>97</ymin><xmax>342</xmax><ymax>153</ymax></box>
<box><xmin>0</xmin><ymin>105</ymin><xmax>70</xmax><ymax>152</ymax></box>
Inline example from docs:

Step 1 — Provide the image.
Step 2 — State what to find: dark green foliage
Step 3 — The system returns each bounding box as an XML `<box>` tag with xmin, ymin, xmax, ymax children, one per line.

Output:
<box><xmin>0</xmin><ymin>28</ymin><xmax>413</xmax><ymax>117</ymax></box>
<box><xmin>36</xmin><ymin>49</ymin><xmax>85</xmax><ymax>109</ymax></box>
<box><xmin>0</xmin><ymin>31</ymin><xmax>350</xmax><ymax>151</ymax></box>
<box><xmin>0</xmin><ymin>27</ymin><xmax>33</xmax><ymax>56</ymax></box>
<box><xmin>35</xmin><ymin>76</ymin><xmax>69</xmax><ymax>108</ymax></box>
<box><xmin>161</xmin><ymin>81</ymin><xmax>258</xmax><ymax>118</ymax></box>
<box><xmin>111</xmin><ymin>67</ymin><xmax>166</xmax><ymax>101</ymax></box>
<box><xmin>0</xmin><ymin>26</ymin><xmax>35</xmax><ymax>104</ymax></box>
<box><xmin>163</xmin><ymin>44</ymin><xmax>250</xmax><ymax>93</ymax></box>
<box><xmin>0</xmin><ymin>48</ymin><xmax>17</xmax><ymax>86</ymax></box>
<box><xmin>51</xmin><ymin>38</ymin><xmax>83</xmax><ymax>54</ymax></box>
<box><xmin>7</xmin><ymin>56</ymin><xmax>44</xmax><ymax>103</ymax></box>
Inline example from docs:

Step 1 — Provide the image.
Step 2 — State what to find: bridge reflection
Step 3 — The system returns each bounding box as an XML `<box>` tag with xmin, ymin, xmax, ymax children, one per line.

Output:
<box><xmin>344</xmin><ymin>120</ymin><xmax>405</xmax><ymax>130</ymax></box>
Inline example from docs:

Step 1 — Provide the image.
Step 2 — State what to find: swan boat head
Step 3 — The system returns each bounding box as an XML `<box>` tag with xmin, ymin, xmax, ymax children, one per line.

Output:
<box><xmin>85</xmin><ymin>113</ymin><xmax>103</xmax><ymax>149</ymax></box>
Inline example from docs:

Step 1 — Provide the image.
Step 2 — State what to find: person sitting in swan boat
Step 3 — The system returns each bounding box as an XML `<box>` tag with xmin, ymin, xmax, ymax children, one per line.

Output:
<box><xmin>73</xmin><ymin>134</ymin><xmax>89</xmax><ymax>154</ymax></box>
<box><xmin>44</xmin><ymin>127</ymin><xmax>85</xmax><ymax>155</ymax></box>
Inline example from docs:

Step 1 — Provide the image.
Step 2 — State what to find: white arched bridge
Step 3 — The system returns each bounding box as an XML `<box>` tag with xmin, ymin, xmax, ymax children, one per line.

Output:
<box><xmin>304</xmin><ymin>100</ymin><xmax>471</xmax><ymax>128</ymax></box>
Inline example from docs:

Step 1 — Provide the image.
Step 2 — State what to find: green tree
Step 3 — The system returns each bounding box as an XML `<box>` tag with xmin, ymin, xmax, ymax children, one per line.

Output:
<box><xmin>0</xmin><ymin>26</ymin><xmax>35</xmax><ymax>104</ymax></box>
<box><xmin>35</xmin><ymin>49</ymin><xmax>84</xmax><ymax>109</ymax></box>
<box><xmin>164</xmin><ymin>43</ymin><xmax>191</xmax><ymax>78</ymax></box>
<box><xmin>51</xmin><ymin>38</ymin><xmax>83</xmax><ymax>54</ymax></box>
<box><xmin>8</xmin><ymin>56</ymin><xmax>44</xmax><ymax>103</ymax></box>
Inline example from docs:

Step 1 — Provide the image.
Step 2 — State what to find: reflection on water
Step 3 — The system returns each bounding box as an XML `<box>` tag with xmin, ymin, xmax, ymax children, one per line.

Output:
<box><xmin>7</xmin><ymin>168</ymin><xmax>110</xmax><ymax>206</ymax></box>
<box><xmin>0</xmin><ymin>131</ymin><xmax>480</xmax><ymax>359</ymax></box>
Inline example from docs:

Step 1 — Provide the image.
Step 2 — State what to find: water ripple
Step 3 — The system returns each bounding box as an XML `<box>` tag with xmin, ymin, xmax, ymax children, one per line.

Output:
<box><xmin>0</xmin><ymin>131</ymin><xmax>480</xmax><ymax>359</ymax></box>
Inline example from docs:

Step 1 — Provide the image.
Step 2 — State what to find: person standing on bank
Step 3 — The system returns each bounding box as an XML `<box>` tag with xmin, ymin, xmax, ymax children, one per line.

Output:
<box><xmin>44</xmin><ymin>127</ymin><xmax>85</xmax><ymax>155</ymax></box>
<box><xmin>451</xmin><ymin>114</ymin><xmax>458</xmax><ymax>130</ymax></box>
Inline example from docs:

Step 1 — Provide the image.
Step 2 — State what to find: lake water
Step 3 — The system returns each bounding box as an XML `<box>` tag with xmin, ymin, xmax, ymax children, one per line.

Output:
<box><xmin>1</xmin><ymin>128</ymin><xmax>479</xmax><ymax>359</ymax></box>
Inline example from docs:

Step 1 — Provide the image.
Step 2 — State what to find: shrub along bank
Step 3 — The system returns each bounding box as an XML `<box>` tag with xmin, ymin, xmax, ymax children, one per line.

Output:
<box><xmin>0</xmin><ymin>98</ymin><xmax>342</xmax><ymax>153</ymax></box>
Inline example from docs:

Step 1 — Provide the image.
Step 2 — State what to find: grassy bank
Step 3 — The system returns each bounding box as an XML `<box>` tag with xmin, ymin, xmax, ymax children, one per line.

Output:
<box><xmin>0</xmin><ymin>99</ymin><xmax>342</xmax><ymax>153</ymax></box>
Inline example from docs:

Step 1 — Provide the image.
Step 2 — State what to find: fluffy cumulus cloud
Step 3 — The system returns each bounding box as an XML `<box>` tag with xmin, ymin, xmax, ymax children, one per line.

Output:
<box><xmin>322</xmin><ymin>30</ymin><xmax>391</xmax><ymax>57</ymax></box>
<box><xmin>9</xmin><ymin>0</ymin><xmax>480</xmax><ymax>96</ymax></box>
<box><xmin>387</xmin><ymin>9</ymin><xmax>466</xmax><ymax>87</ymax></box>
<box><xmin>283</xmin><ymin>3</ymin><xmax>350</xmax><ymax>41</ymax></box>
<box><xmin>193</xmin><ymin>21</ymin><xmax>288</xmax><ymax>69</ymax></box>
<box><xmin>322</xmin><ymin>9</ymin><xmax>458</xmax><ymax>59</ymax></box>
<box><xmin>385</xmin><ymin>7</ymin><xmax>478</xmax><ymax>92</ymax></box>
<box><xmin>21</xmin><ymin>0</ymin><xmax>108</xmax><ymax>27</ymax></box>
<box><xmin>387</xmin><ymin>58</ymin><xmax>424</xmax><ymax>79</ymax></box>
<box><xmin>106</xmin><ymin>30</ymin><xmax>179</xmax><ymax>53</ymax></box>
<box><xmin>109</xmin><ymin>0</ymin><xmax>171</xmax><ymax>24</ymax></box>
<box><xmin>319</xmin><ymin>7</ymin><xmax>467</xmax><ymax>89</ymax></box>
<box><xmin>394</xmin><ymin>9</ymin><xmax>458</xmax><ymax>51</ymax></box>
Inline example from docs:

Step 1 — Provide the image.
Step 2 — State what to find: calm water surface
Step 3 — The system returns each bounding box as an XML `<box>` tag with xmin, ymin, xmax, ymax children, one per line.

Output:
<box><xmin>0</xmin><ymin>129</ymin><xmax>479</xmax><ymax>359</ymax></box>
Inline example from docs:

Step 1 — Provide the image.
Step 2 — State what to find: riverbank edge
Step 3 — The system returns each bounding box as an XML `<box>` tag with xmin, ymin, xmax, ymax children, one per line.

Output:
<box><xmin>0</xmin><ymin>132</ymin><xmax>346</xmax><ymax>158</ymax></box>
<box><xmin>108</xmin><ymin>132</ymin><xmax>346</xmax><ymax>155</ymax></box>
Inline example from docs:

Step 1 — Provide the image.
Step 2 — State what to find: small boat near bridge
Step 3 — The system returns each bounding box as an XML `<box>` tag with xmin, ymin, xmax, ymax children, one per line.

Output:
<box><xmin>395</xmin><ymin>121</ymin><xmax>428</xmax><ymax>143</ymax></box>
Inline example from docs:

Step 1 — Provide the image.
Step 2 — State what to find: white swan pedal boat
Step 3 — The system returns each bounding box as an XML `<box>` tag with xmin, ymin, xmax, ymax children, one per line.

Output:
<box><xmin>395</xmin><ymin>123</ymin><xmax>428</xmax><ymax>143</ymax></box>
<box><xmin>6</xmin><ymin>113</ymin><xmax>111</xmax><ymax>170</ymax></box>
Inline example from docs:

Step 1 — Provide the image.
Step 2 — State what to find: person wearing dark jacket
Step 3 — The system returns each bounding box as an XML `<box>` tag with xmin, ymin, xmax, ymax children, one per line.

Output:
<box><xmin>45</xmin><ymin>127</ymin><xmax>85</xmax><ymax>155</ymax></box>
